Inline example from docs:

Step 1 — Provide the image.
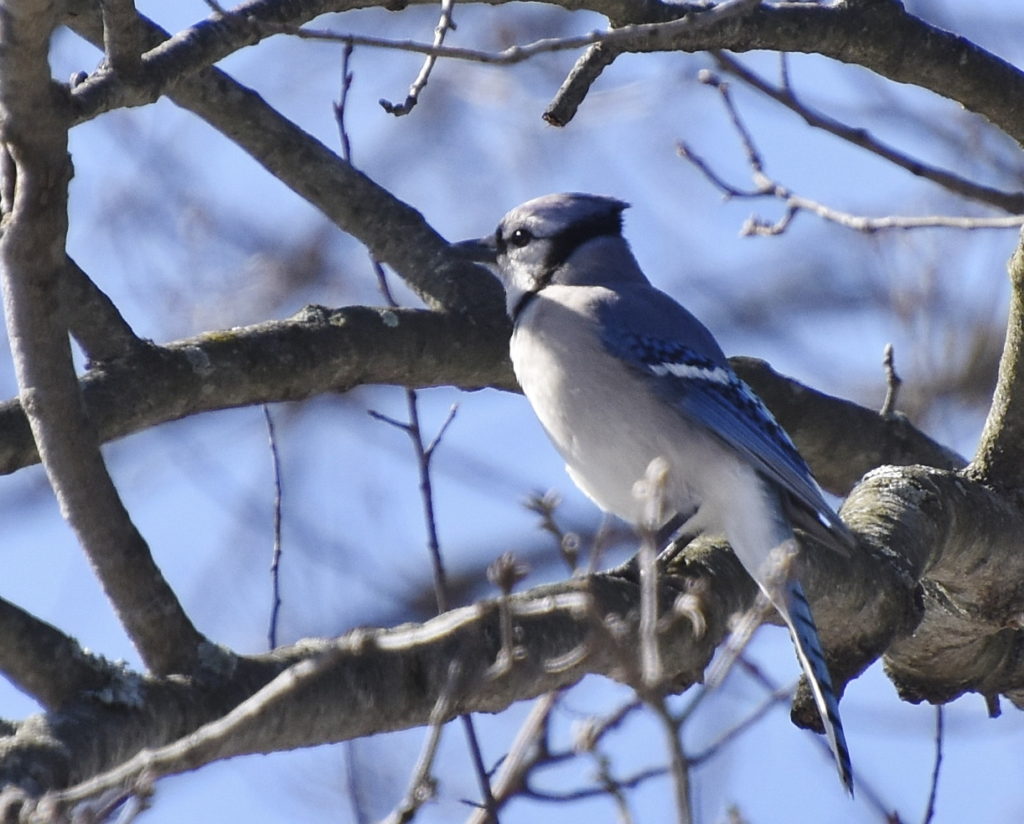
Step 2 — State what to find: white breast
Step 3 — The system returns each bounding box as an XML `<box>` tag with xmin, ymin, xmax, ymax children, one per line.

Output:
<box><xmin>510</xmin><ymin>286</ymin><xmax>719</xmax><ymax>527</ymax></box>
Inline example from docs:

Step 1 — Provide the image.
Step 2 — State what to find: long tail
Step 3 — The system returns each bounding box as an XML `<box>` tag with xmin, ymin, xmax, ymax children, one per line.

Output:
<box><xmin>778</xmin><ymin>578</ymin><xmax>854</xmax><ymax>795</ymax></box>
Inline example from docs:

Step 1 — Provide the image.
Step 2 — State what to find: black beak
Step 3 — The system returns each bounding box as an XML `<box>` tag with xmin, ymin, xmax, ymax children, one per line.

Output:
<box><xmin>452</xmin><ymin>236</ymin><xmax>498</xmax><ymax>264</ymax></box>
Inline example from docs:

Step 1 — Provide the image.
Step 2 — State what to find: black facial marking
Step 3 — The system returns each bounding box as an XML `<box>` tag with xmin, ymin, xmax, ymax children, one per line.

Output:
<box><xmin>542</xmin><ymin>209</ymin><xmax>624</xmax><ymax>271</ymax></box>
<box><xmin>505</xmin><ymin>202</ymin><xmax>625</xmax><ymax>324</ymax></box>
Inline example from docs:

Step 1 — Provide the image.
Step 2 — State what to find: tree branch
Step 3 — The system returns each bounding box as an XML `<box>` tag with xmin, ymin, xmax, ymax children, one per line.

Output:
<box><xmin>0</xmin><ymin>304</ymin><xmax>513</xmax><ymax>475</ymax></box>
<box><xmin>711</xmin><ymin>51</ymin><xmax>1024</xmax><ymax>215</ymax></box>
<box><xmin>0</xmin><ymin>307</ymin><xmax>958</xmax><ymax>510</ymax></box>
<box><xmin>7</xmin><ymin>453</ymin><xmax>1011</xmax><ymax>809</ymax></box>
<box><xmin>0</xmin><ymin>0</ymin><xmax>206</xmax><ymax>676</ymax></box>
<box><xmin>0</xmin><ymin>597</ymin><xmax>124</xmax><ymax>712</ymax></box>
<box><xmin>543</xmin><ymin>42</ymin><xmax>619</xmax><ymax>127</ymax></box>
<box><xmin>63</xmin><ymin>2</ymin><xmax>1024</xmax><ymax>146</ymax></box>
<box><xmin>64</xmin><ymin>2</ymin><xmax>506</xmax><ymax>317</ymax></box>
<box><xmin>845</xmin><ymin>466</ymin><xmax>1024</xmax><ymax>709</ymax></box>
<box><xmin>60</xmin><ymin>256</ymin><xmax>145</xmax><ymax>363</ymax></box>
<box><xmin>969</xmin><ymin>229</ymin><xmax>1024</xmax><ymax>489</ymax></box>
<box><xmin>98</xmin><ymin>0</ymin><xmax>142</xmax><ymax>76</ymax></box>
<box><xmin>0</xmin><ymin>453</ymin><xmax>1015</xmax><ymax>809</ymax></box>
<box><xmin>678</xmin><ymin>75</ymin><xmax>1024</xmax><ymax>234</ymax></box>
<box><xmin>732</xmin><ymin>357</ymin><xmax>965</xmax><ymax>494</ymax></box>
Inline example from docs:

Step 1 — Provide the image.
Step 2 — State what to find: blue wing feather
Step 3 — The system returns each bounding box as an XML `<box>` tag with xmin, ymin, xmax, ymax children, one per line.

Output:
<box><xmin>601</xmin><ymin>322</ymin><xmax>851</xmax><ymax>546</ymax></box>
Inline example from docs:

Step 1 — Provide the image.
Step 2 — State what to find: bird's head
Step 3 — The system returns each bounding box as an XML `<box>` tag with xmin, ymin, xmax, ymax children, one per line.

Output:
<box><xmin>456</xmin><ymin>193</ymin><xmax>634</xmax><ymax>319</ymax></box>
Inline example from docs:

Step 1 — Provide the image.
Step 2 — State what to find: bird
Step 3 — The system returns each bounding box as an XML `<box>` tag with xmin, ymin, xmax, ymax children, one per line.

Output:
<box><xmin>456</xmin><ymin>192</ymin><xmax>855</xmax><ymax>793</ymax></box>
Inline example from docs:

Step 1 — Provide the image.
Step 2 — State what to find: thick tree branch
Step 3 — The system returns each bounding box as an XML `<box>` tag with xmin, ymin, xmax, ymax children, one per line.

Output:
<box><xmin>844</xmin><ymin>466</ymin><xmax>1024</xmax><ymax>709</ymax></box>
<box><xmin>0</xmin><ymin>572</ymin><xmax>731</xmax><ymax>808</ymax></box>
<box><xmin>0</xmin><ymin>0</ymin><xmax>206</xmax><ymax>677</ymax></box>
<box><xmin>970</xmin><ymin>229</ymin><xmax>1024</xmax><ymax>490</ymax></box>
<box><xmin>0</xmin><ymin>306</ymin><xmax>958</xmax><ymax>505</ymax></box>
<box><xmin>63</xmin><ymin>2</ymin><xmax>1024</xmax><ymax>146</ymax></box>
<box><xmin>0</xmin><ymin>454</ymin><xmax>1014</xmax><ymax>808</ymax></box>
<box><xmin>8</xmin><ymin>454</ymin><xmax>1013</xmax><ymax>810</ymax></box>
<box><xmin>0</xmin><ymin>305</ymin><xmax>514</xmax><ymax>475</ymax></box>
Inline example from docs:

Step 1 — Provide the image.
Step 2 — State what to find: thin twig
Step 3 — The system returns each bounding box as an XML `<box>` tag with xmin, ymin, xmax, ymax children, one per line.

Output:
<box><xmin>679</xmin><ymin>74</ymin><xmax>1024</xmax><ymax>233</ymax></box>
<box><xmin>343</xmin><ymin>742</ymin><xmax>370</xmax><ymax>824</ymax></box>
<box><xmin>486</xmin><ymin>552</ymin><xmax>530</xmax><ymax>678</ymax></box>
<box><xmin>333</xmin><ymin>42</ymin><xmax>354</xmax><ymax>162</ymax></box>
<box><xmin>271</xmin><ymin>0</ymin><xmax>760</xmax><ymax>67</ymax></box>
<box><xmin>333</xmin><ymin>60</ymin><xmax>495</xmax><ymax>820</ymax></box>
<box><xmin>592</xmin><ymin>752</ymin><xmax>637</xmax><ymax>823</ymax></box>
<box><xmin>381</xmin><ymin>661</ymin><xmax>464</xmax><ymax>824</ymax></box>
<box><xmin>711</xmin><ymin>51</ymin><xmax>1024</xmax><ymax>214</ymax></box>
<box><xmin>648</xmin><ymin>698</ymin><xmax>693</xmax><ymax>824</ymax></box>
<box><xmin>264</xmin><ymin>405</ymin><xmax>284</xmax><ymax>650</ymax></box>
<box><xmin>524</xmin><ymin>491</ymin><xmax>580</xmax><ymax>574</ymax></box>
<box><xmin>464</xmin><ymin>691</ymin><xmax>561</xmax><ymax>824</ymax></box>
<box><xmin>703</xmin><ymin>593</ymin><xmax>773</xmax><ymax>690</ymax></box>
<box><xmin>689</xmin><ymin>674</ymin><xmax>793</xmax><ymax>766</ymax></box>
<box><xmin>522</xmin><ymin>766</ymin><xmax>666</xmax><ymax>803</ymax></box>
<box><xmin>380</xmin><ymin>0</ymin><xmax>457</xmax><ymax>116</ymax></box>
<box><xmin>921</xmin><ymin>705</ymin><xmax>944</xmax><ymax>824</ymax></box>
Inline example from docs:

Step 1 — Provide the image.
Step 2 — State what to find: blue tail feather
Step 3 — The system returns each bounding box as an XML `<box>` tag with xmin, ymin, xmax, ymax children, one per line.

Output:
<box><xmin>781</xmin><ymin>578</ymin><xmax>854</xmax><ymax>795</ymax></box>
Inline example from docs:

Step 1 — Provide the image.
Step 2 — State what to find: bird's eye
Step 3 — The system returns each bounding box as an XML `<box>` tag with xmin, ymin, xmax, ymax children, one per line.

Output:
<box><xmin>508</xmin><ymin>228</ymin><xmax>533</xmax><ymax>247</ymax></box>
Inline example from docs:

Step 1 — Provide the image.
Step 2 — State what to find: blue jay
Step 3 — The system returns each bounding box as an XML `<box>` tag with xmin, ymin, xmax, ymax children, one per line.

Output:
<box><xmin>458</xmin><ymin>192</ymin><xmax>854</xmax><ymax>792</ymax></box>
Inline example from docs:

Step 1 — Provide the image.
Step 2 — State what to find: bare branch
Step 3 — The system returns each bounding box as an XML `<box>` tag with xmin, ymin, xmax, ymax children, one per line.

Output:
<box><xmin>380</xmin><ymin>0</ymin><xmax>457</xmax><ymax>116</ymax></box>
<box><xmin>10</xmin><ymin>572</ymin><xmax>730</xmax><ymax>811</ymax></box>
<box><xmin>381</xmin><ymin>661</ymin><xmax>463</xmax><ymax>824</ymax></box>
<box><xmin>0</xmin><ymin>305</ymin><xmax>514</xmax><ymax>476</ymax></box>
<box><xmin>62</xmin><ymin>0</ymin><xmax>1024</xmax><ymax>150</ymax></box>
<box><xmin>0</xmin><ymin>460</ymin><xmax>1015</xmax><ymax>806</ymax></box>
<box><xmin>66</xmin><ymin>4</ymin><xmax>506</xmax><ymax>316</ymax></box>
<box><xmin>99</xmin><ymin>0</ymin><xmax>142</xmax><ymax>75</ymax></box>
<box><xmin>272</xmin><ymin>0</ymin><xmax>761</xmax><ymax>66</ymax></box>
<box><xmin>747</xmin><ymin>196</ymin><xmax>1024</xmax><ymax>234</ymax></box>
<box><xmin>648</xmin><ymin>699</ymin><xmax>693</xmax><ymax>824</ymax></box>
<box><xmin>0</xmin><ymin>596</ymin><xmax>127</xmax><ymax>711</ymax></box>
<box><xmin>543</xmin><ymin>42</ymin><xmax>619</xmax><ymax>127</ymax></box>
<box><xmin>921</xmin><ymin>706</ymin><xmax>944</xmax><ymax>824</ymax></box>
<box><xmin>464</xmin><ymin>691</ymin><xmax>561</xmax><ymax>824</ymax></box>
<box><xmin>0</xmin><ymin>318</ymin><xmax>961</xmax><ymax>514</ymax></box>
<box><xmin>0</xmin><ymin>0</ymin><xmax>206</xmax><ymax>675</ymax></box>
<box><xmin>969</xmin><ymin>228</ymin><xmax>1024</xmax><ymax>488</ymax></box>
<box><xmin>60</xmin><ymin>257</ymin><xmax>145</xmax><ymax>363</ymax></box>
<box><xmin>711</xmin><ymin>51</ymin><xmax>1024</xmax><ymax>214</ymax></box>
<box><xmin>264</xmin><ymin>406</ymin><xmax>285</xmax><ymax>651</ymax></box>
<box><xmin>680</xmin><ymin>77</ymin><xmax>1024</xmax><ymax>234</ymax></box>
<box><xmin>689</xmin><ymin>663</ymin><xmax>792</xmax><ymax>767</ymax></box>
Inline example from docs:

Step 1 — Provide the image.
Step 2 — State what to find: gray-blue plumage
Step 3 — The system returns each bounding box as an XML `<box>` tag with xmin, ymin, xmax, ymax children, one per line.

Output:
<box><xmin>458</xmin><ymin>192</ymin><xmax>854</xmax><ymax>793</ymax></box>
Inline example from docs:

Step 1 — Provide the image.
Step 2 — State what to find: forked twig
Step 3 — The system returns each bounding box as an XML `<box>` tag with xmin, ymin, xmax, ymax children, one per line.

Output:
<box><xmin>680</xmin><ymin>72</ymin><xmax>1024</xmax><ymax>234</ymax></box>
